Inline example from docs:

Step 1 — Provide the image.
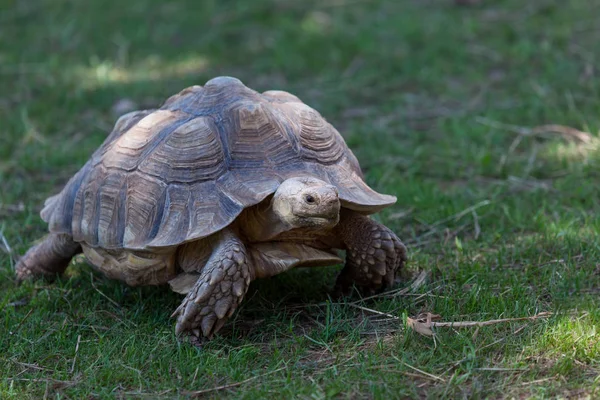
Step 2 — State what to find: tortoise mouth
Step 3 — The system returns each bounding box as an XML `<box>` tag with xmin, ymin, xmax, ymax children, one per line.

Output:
<box><xmin>296</xmin><ymin>210</ymin><xmax>339</xmax><ymax>220</ymax></box>
<box><xmin>295</xmin><ymin>210</ymin><xmax>340</xmax><ymax>227</ymax></box>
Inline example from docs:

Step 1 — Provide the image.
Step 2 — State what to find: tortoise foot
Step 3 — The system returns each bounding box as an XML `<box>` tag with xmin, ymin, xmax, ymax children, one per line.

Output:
<box><xmin>15</xmin><ymin>233</ymin><xmax>81</xmax><ymax>282</ymax></box>
<box><xmin>172</xmin><ymin>233</ymin><xmax>252</xmax><ymax>340</ymax></box>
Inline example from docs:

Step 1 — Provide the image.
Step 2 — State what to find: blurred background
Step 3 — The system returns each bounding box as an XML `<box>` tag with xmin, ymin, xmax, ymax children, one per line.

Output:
<box><xmin>2</xmin><ymin>0</ymin><xmax>598</xmax><ymax>189</ymax></box>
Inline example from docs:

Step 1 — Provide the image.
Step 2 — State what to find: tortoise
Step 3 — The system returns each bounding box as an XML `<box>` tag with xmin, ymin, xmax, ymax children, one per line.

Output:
<box><xmin>15</xmin><ymin>76</ymin><xmax>407</xmax><ymax>342</ymax></box>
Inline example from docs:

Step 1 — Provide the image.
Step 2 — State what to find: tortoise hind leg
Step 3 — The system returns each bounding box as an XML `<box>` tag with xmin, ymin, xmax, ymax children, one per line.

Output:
<box><xmin>15</xmin><ymin>233</ymin><xmax>82</xmax><ymax>281</ymax></box>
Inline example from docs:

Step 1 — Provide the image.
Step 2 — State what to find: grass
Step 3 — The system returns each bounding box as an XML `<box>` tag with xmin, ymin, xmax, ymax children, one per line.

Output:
<box><xmin>1</xmin><ymin>0</ymin><xmax>600</xmax><ymax>398</ymax></box>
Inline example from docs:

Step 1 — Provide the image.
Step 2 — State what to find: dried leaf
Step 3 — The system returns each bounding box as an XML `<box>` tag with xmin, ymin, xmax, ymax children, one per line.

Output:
<box><xmin>406</xmin><ymin>317</ymin><xmax>434</xmax><ymax>337</ymax></box>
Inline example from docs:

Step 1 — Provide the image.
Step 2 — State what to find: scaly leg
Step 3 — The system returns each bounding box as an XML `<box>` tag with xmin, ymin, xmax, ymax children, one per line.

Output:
<box><xmin>15</xmin><ymin>233</ymin><xmax>82</xmax><ymax>281</ymax></box>
<box><xmin>334</xmin><ymin>210</ymin><xmax>407</xmax><ymax>296</ymax></box>
<box><xmin>171</xmin><ymin>229</ymin><xmax>253</xmax><ymax>343</ymax></box>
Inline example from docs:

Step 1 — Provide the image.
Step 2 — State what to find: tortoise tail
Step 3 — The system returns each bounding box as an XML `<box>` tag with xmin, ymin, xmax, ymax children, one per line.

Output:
<box><xmin>15</xmin><ymin>233</ymin><xmax>81</xmax><ymax>281</ymax></box>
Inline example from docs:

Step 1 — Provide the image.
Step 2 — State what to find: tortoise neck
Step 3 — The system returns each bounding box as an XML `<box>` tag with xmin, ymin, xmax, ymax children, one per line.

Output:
<box><xmin>239</xmin><ymin>199</ymin><xmax>292</xmax><ymax>242</ymax></box>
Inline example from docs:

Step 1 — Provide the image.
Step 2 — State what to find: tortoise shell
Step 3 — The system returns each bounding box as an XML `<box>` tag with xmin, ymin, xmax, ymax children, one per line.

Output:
<box><xmin>41</xmin><ymin>77</ymin><xmax>396</xmax><ymax>250</ymax></box>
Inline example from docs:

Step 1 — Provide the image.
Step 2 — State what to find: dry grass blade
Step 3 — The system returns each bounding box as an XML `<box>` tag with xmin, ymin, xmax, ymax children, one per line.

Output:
<box><xmin>406</xmin><ymin>270</ymin><xmax>429</xmax><ymax>292</ymax></box>
<box><xmin>347</xmin><ymin>304</ymin><xmax>400</xmax><ymax>320</ymax></box>
<box><xmin>354</xmin><ymin>270</ymin><xmax>429</xmax><ymax>303</ymax></box>
<box><xmin>519</xmin><ymin>377</ymin><xmax>555</xmax><ymax>386</ymax></box>
<box><xmin>475</xmin><ymin>367</ymin><xmax>527</xmax><ymax>372</ymax></box>
<box><xmin>7</xmin><ymin>377</ymin><xmax>79</xmax><ymax>385</ymax></box>
<box><xmin>0</xmin><ymin>228</ymin><xmax>13</xmax><ymax>255</ymax></box>
<box><xmin>89</xmin><ymin>273</ymin><xmax>120</xmax><ymax>308</ymax></box>
<box><xmin>9</xmin><ymin>359</ymin><xmax>54</xmax><ymax>373</ymax></box>
<box><xmin>472</xmin><ymin>210</ymin><xmax>481</xmax><ymax>240</ymax></box>
<box><xmin>70</xmin><ymin>335</ymin><xmax>82</xmax><ymax>374</ymax></box>
<box><xmin>531</xmin><ymin>124</ymin><xmax>593</xmax><ymax>144</ymax></box>
<box><xmin>10</xmin><ymin>309</ymin><xmax>33</xmax><ymax>335</ymax></box>
<box><xmin>476</xmin><ymin>117</ymin><xmax>593</xmax><ymax>144</ymax></box>
<box><xmin>389</xmin><ymin>207</ymin><xmax>415</xmax><ymax>220</ymax></box>
<box><xmin>184</xmin><ymin>366</ymin><xmax>286</xmax><ymax>396</ymax></box>
<box><xmin>392</xmin><ymin>355</ymin><xmax>446</xmax><ymax>382</ymax></box>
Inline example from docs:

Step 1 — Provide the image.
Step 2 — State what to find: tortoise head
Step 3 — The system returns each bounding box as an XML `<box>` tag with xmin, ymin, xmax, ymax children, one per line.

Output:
<box><xmin>272</xmin><ymin>177</ymin><xmax>340</xmax><ymax>229</ymax></box>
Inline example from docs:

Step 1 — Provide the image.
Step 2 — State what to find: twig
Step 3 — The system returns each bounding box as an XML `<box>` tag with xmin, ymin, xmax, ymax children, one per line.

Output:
<box><xmin>407</xmin><ymin>312</ymin><xmax>554</xmax><ymax>337</ymax></box>
<box><xmin>184</xmin><ymin>366</ymin><xmax>286</xmax><ymax>396</ymax></box>
<box><xmin>70</xmin><ymin>335</ymin><xmax>82</xmax><ymax>374</ymax></box>
<box><xmin>430</xmin><ymin>311</ymin><xmax>553</xmax><ymax>328</ymax></box>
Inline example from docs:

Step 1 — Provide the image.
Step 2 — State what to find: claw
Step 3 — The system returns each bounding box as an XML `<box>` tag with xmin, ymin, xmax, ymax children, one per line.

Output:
<box><xmin>175</xmin><ymin>321</ymin><xmax>186</xmax><ymax>336</ymax></box>
<box><xmin>201</xmin><ymin>314</ymin><xmax>217</xmax><ymax>337</ymax></box>
<box><xmin>209</xmin><ymin>267</ymin><xmax>226</xmax><ymax>285</ymax></box>
<box><xmin>214</xmin><ymin>298</ymin><xmax>231</xmax><ymax>319</ymax></box>
<box><xmin>374</xmin><ymin>249</ymin><xmax>386</xmax><ymax>262</ymax></box>
<box><xmin>193</xmin><ymin>282</ymin><xmax>213</xmax><ymax>304</ymax></box>
<box><xmin>384</xmin><ymin>272</ymin><xmax>395</xmax><ymax>287</ymax></box>
<box><xmin>233</xmin><ymin>251</ymin><xmax>245</xmax><ymax>265</ymax></box>
<box><xmin>170</xmin><ymin>303</ymin><xmax>185</xmax><ymax>319</ymax></box>
<box><xmin>213</xmin><ymin>318</ymin><xmax>227</xmax><ymax>334</ymax></box>
<box><xmin>380</xmin><ymin>240</ymin><xmax>394</xmax><ymax>253</ymax></box>
<box><xmin>232</xmin><ymin>280</ymin><xmax>245</xmax><ymax>297</ymax></box>
<box><xmin>373</xmin><ymin>261</ymin><xmax>386</xmax><ymax>276</ymax></box>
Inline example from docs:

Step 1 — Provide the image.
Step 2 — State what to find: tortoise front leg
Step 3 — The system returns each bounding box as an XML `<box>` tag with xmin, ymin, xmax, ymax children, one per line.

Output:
<box><xmin>171</xmin><ymin>229</ymin><xmax>253</xmax><ymax>343</ymax></box>
<box><xmin>334</xmin><ymin>210</ymin><xmax>407</xmax><ymax>296</ymax></box>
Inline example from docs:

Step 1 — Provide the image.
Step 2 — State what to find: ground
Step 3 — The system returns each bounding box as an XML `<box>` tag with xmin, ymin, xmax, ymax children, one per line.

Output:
<box><xmin>1</xmin><ymin>0</ymin><xmax>599</xmax><ymax>398</ymax></box>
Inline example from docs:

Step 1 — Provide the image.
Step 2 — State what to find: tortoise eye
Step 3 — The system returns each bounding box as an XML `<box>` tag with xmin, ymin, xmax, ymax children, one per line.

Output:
<box><xmin>304</xmin><ymin>194</ymin><xmax>316</xmax><ymax>204</ymax></box>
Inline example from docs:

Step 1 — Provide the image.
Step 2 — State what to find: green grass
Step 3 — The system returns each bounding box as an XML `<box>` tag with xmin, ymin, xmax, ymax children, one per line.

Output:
<box><xmin>1</xmin><ymin>0</ymin><xmax>600</xmax><ymax>398</ymax></box>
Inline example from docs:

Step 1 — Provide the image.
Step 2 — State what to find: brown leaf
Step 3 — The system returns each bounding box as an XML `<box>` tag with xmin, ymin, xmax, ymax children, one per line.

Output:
<box><xmin>406</xmin><ymin>317</ymin><xmax>434</xmax><ymax>337</ymax></box>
